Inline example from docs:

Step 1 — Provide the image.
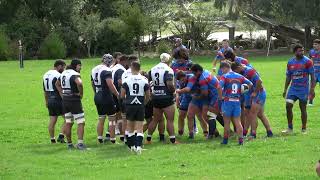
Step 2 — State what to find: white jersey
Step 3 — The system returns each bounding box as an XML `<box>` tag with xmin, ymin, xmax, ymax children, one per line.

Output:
<box><xmin>122</xmin><ymin>74</ymin><xmax>149</xmax><ymax>105</ymax></box>
<box><xmin>149</xmin><ymin>62</ymin><xmax>174</xmax><ymax>98</ymax></box>
<box><xmin>60</xmin><ymin>69</ymin><xmax>81</xmax><ymax>98</ymax></box>
<box><xmin>91</xmin><ymin>64</ymin><xmax>105</xmax><ymax>92</ymax></box>
<box><xmin>112</xmin><ymin>64</ymin><xmax>126</xmax><ymax>91</ymax></box>
<box><xmin>121</xmin><ymin>68</ymin><xmax>132</xmax><ymax>82</ymax></box>
<box><xmin>43</xmin><ymin>70</ymin><xmax>61</xmax><ymax>92</ymax></box>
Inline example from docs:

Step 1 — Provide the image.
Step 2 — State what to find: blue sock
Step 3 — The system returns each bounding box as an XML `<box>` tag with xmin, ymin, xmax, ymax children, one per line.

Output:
<box><xmin>288</xmin><ymin>124</ymin><xmax>293</xmax><ymax>130</ymax></box>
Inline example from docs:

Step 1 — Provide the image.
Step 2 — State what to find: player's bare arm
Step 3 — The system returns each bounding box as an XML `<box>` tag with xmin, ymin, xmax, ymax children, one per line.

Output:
<box><xmin>75</xmin><ymin>77</ymin><xmax>83</xmax><ymax>99</ymax></box>
<box><xmin>55</xmin><ymin>79</ymin><xmax>63</xmax><ymax>98</ymax></box>
<box><xmin>106</xmin><ymin>79</ymin><xmax>119</xmax><ymax>97</ymax></box>
<box><xmin>120</xmin><ymin>87</ymin><xmax>126</xmax><ymax>99</ymax></box>
<box><xmin>283</xmin><ymin>76</ymin><xmax>291</xmax><ymax>98</ymax></box>
<box><xmin>144</xmin><ymin>89</ymin><xmax>151</xmax><ymax>105</ymax></box>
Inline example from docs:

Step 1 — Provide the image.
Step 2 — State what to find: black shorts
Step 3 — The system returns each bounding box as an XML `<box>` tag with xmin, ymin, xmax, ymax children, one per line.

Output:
<box><xmin>95</xmin><ymin>103</ymin><xmax>117</xmax><ymax>116</ymax></box>
<box><xmin>153</xmin><ymin>98</ymin><xmax>174</xmax><ymax>109</ymax></box>
<box><xmin>47</xmin><ymin>98</ymin><xmax>63</xmax><ymax>116</ymax></box>
<box><xmin>62</xmin><ymin>99</ymin><xmax>83</xmax><ymax>114</ymax></box>
<box><xmin>126</xmin><ymin>105</ymin><xmax>145</xmax><ymax>121</ymax></box>
<box><xmin>144</xmin><ymin>101</ymin><xmax>153</xmax><ymax>119</ymax></box>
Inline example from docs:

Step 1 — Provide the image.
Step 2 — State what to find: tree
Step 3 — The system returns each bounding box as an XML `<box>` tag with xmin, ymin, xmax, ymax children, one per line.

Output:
<box><xmin>75</xmin><ymin>12</ymin><xmax>106</xmax><ymax>57</ymax></box>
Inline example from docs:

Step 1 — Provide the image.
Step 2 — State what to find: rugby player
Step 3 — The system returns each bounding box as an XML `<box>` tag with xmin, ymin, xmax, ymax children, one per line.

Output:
<box><xmin>56</xmin><ymin>59</ymin><xmax>86</xmax><ymax>150</ymax></box>
<box><xmin>231</xmin><ymin>62</ymin><xmax>273</xmax><ymax>138</ymax></box>
<box><xmin>110</xmin><ymin>52</ymin><xmax>122</xmax><ymax>68</ymax></box>
<box><xmin>282</xmin><ymin>44</ymin><xmax>315</xmax><ymax>134</ymax></box>
<box><xmin>112</xmin><ymin>55</ymin><xmax>129</xmax><ymax>142</ymax></box>
<box><xmin>43</xmin><ymin>60</ymin><xmax>66</xmax><ymax>143</ymax></box>
<box><xmin>212</xmin><ymin>39</ymin><xmax>233</xmax><ymax>73</ymax></box>
<box><xmin>121</xmin><ymin>61</ymin><xmax>150</xmax><ymax>154</ymax></box>
<box><xmin>91</xmin><ymin>54</ymin><xmax>119</xmax><ymax>144</ymax></box>
<box><xmin>219</xmin><ymin>62</ymin><xmax>253</xmax><ymax>145</ymax></box>
<box><xmin>147</xmin><ymin>53</ymin><xmax>177</xmax><ymax>144</ymax></box>
<box><xmin>308</xmin><ymin>39</ymin><xmax>320</xmax><ymax>105</ymax></box>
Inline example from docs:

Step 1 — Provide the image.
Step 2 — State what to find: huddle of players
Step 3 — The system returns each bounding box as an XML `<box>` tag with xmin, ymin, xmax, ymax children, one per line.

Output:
<box><xmin>42</xmin><ymin>39</ymin><xmax>319</xmax><ymax>150</ymax></box>
<box><xmin>173</xmin><ymin>40</ymin><xmax>273</xmax><ymax>146</ymax></box>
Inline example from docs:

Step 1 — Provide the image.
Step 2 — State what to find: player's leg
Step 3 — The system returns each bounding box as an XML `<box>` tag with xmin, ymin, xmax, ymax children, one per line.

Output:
<box><xmin>221</xmin><ymin>116</ymin><xmax>231</xmax><ymax>144</ymax></box>
<box><xmin>257</xmin><ymin>108</ymin><xmax>273</xmax><ymax>137</ymax></box>
<box><xmin>126</xmin><ymin>120</ymin><xmax>135</xmax><ymax>151</ymax></box>
<box><xmin>282</xmin><ymin>93</ymin><xmax>297</xmax><ymax>134</ymax></box>
<box><xmin>200</xmin><ymin>105</ymin><xmax>209</xmax><ymax>137</ymax></box>
<box><xmin>163</xmin><ymin>104</ymin><xmax>176</xmax><ymax>144</ymax></box>
<box><xmin>96</xmin><ymin>114</ymin><xmax>106</xmax><ymax>144</ymax></box>
<box><xmin>232</xmin><ymin>116</ymin><xmax>244</xmax><ymax>145</ymax></box>
<box><xmin>74</xmin><ymin>112</ymin><xmax>85</xmax><ymax>150</ymax></box>
<box><xmin>207</xmin><ymin>97</ymin><xmax>220</xmax><ymax>139</ymax></box>
<box><xmin>134</xmin><ymin>107</ymin><xmax>145</xmax><ymax>154</ymax></box>
<box><xmin>157</xmin><ymin>115</ymin><xmax>165</xmax><ymax>142</ymax></box>
<box><xmin>146</xmin><ymin>107</ymin><xmax>162</xmax><ymax>143</ymax></box>
<box><xmin>64</xmin><ymin>112</ymin><xmax>74</xmax><ymax>149</ymax></box>
<box><xmin>187</xmin><ymin>102</ymin><xmax>199</xmax><ymax>139</ymax></box>
<box><xmin>299</xmin><ymin>100</ymin><xmax>308</xmax><ymax>133</ymax></box>
<box><xmin>48</xmin><ymin>116</ymin><xmax>58</xmax><ymax>143</ymax></box>
<box><xmin>108</xmin><ymin>114</ymin><xmax>117</xmax><ymax>143</ymax></box>
<box><xmin>178</xmin><ymin>109</ymin><xmax>187</xmax><ymax>136</ymax></box>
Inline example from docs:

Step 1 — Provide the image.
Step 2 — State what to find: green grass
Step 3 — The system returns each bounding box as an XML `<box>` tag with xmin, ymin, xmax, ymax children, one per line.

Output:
<box><xmin>1</xmin><ymin>55</ymin><xmax>320</xmax><ymax>179</ymax></box>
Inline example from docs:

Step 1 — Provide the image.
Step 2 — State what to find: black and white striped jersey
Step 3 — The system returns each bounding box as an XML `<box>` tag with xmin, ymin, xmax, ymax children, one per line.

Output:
<box><xmin>60</xmin><ymin>69</ymin><xmax>81</xmax><ymax>100</ymax></box>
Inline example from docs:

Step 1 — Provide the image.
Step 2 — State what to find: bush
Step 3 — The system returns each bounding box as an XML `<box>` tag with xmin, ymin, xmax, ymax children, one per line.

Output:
<box><xmin>156</xmin><ymin>40</ymin><xmax>171</xmax><ymax>55</ymax></box>
<box><xmin>39</xmin><ymin>32</ymin><xmax>66</xmax><ymax>59</ymax></box>
<box><xmin>0</xmin><ymin>30</ymin><xmax>9</xmax><ymax>61</ymax></box>
<box><xmin>254</xmin><ymin>36</ymin><xmax>267</xmax><ymax>49</ymax></box>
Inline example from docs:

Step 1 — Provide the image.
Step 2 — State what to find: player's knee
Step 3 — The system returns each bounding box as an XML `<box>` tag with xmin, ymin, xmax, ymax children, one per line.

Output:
<box><xmin>74</xmin><ymin>113</ymin><xmax>85</xmax><ymax>124</ymax></box>
<box><xmin>65</xmin><ymin>112</ymin><xmax>73</xmax><ymax>124</ymax></box>
<box><xmin>98</xmin><ymin>115</ymin><xmax>106</xmax><ymax>121</ymax></box>
<box><xmin>108</xmin><ymin>114</ymin><xmax>117</xmax><ymax>126</ymax></box>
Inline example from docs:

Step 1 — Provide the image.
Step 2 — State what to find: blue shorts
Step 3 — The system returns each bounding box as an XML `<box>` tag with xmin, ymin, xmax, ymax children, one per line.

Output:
<box><xmin>286</xmin><ymin>88</ymin><xmax>308</xmax><ymax>103</ymax></box>
<box><xmin>191</xmin><ymin>98</ymin><xmax>208</xmax><ymax>108</ymax></box>
<box><xmin>179</xmin><ymin>96</ymin><xmax>192</xmax><ymax>111</ymax></box>
<box><xmin>244</xmin><ymin>90</ymin><xmax>267</xmax><ymax>108</ymax></box>
<box><xmin>252</xmin><ymin>90</ymin><xmax>266</xmax><ymax>106</ymax></box>
<box><xmin>222</xmin><ymin>101</ymin><xmax>241</xmax><ymax>118</ymax></box>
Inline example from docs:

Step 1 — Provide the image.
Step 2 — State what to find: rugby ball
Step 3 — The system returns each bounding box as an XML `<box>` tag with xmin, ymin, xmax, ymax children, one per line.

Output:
<box><xmin>241</xmin><ymin>84</ymin><xmax>249</xmax><ymax>93</ymax></box>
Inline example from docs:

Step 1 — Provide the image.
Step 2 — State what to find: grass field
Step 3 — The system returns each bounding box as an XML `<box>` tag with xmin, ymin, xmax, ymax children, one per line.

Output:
<box><xmin>1</xmin><ymin>55</ymin><xmax>320</xmax><ymax>179</ymax></box>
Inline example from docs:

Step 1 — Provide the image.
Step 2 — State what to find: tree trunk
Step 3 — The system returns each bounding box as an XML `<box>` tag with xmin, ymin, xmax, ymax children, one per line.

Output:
<box><xmin>137</xmin><ymin>36</ymin><xmax>141</xmax><ymax>58</ymax></box>
<box><xmin>304</xmin><ymin>25</ymin><xmax>312</xmax><ymax>50</ymax></box>
<box><xmin>87</xmin><ymin>41</ymin><xmax>91</xmax><ymax>58</ymax></box>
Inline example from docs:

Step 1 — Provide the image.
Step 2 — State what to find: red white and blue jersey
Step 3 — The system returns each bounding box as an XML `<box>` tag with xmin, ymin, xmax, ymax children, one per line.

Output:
<box><xmin>186</xmin><ymin>75</ymin><xmax>201</xmax><ymax>97</ymax></box>
<box><xmin>216</xmin><ymin>47</ymin><xmax>233</xmax><ymax>60</ymax></box>
<box><xmin>171</xmin><ymin>60</ymin><xmax>192</xmax><ymax>75</ymax></box>
<box><xmin>286</xmin><ymin>56</ymin><xmax>314</xmax><ymax>91</ymax></box>
<box><xmin>309</xmin><ymin>49</ymin><xmax>320</xmax><ymax>74</ymax></box>
<box><xmin>241</xmin><ymin>66</ymin><xmax>262</xmax><ymax>91</ymax></box>
<box><xmin>198</xmin><ymin>70</ymin><xmax>220</xmax><ymax>96</ymax></box>
<box><xmin>235</xmin><ymin>56</ymin><xmax>252</xmax><ymax>68</ymax></box>
<box><xmin>220</xmin><ymin>72</ymin><xmax>252</xmax><ymax>100</ymax></box>
<box><xmin>177</xmin><ymin>73</ymin><xmax>193</xmax><ymax>99</ymax></box>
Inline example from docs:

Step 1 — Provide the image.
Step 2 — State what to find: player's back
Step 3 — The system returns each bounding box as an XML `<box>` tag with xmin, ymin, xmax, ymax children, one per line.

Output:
<box><xmin>235</xmin><ymin>56</ymin><xmax>251</xmax><ymax>67</ymax></box>
<box><xmin>171</xmin><ymin>60</ymin><xmax>192</xmax><ymax>74</ymax></box>
<box><xmin>98</xmin><ymin>66</ymin><xmax>113</xmax><ymax>95</ymax></box>
<box><xmin>43</xmin><ymin>70</ymin><xmax>61</xmax><ymax>99</ymax></box>
<box><xmin>198</xmin><ymin>70</ymin><xmax>219</xmax><ymax>94</ymax></box>
<box><xmin>220</xmin><ymin>71</ymin><xmax>246</xmax><ymax>99</ymax></box>
<box><xmin>91</xmin><ymin>64</ymin><xmax>105</xmax><ymax>92</ymax></box>
<box><xmin>122</xmin><ymin>74</ymin><xmax>148</xmax><ymax>106</ymax></box>
<box><xmin>112</xmin><ymin>64</ymin><xmax>126</xmax><ymax>91</ymax></box>
<box><xmin>149</xmin><ymin>62</ymin><xmax>174</xmax><ymax>99</ymax></box>
<box><xmin>61</xmin><ymin>69</ymin><xmax>81</xmax><ymax>100</ymax></box>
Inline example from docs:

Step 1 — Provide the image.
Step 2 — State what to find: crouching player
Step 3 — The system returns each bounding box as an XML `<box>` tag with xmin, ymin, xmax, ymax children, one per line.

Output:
<box><xmin>121</xmin><ymin>61</ymin><xmax>150</xmax><ymax>154</ymax></box>
<box><xmin>231</xmin><ymin>62</ymin><xmax>273</xmax><ymax>138</ymax></box>
<box><xmin>56</xmin><ymin>59</ymin><xmax>86</xmax><ymax>150</ymax></box>
<box><xmin>219</xmin><ymin>62</ymin><xmax>253</xmax><ymax>145</ymax></box>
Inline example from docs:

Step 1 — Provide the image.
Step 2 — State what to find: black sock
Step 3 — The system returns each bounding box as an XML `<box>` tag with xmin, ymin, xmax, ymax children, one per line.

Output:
<box><xmin>136</xmin><ymin>133</ymin><xmax>144</xmax><ymax>147</ymax></box>
<box><xmin>159</xmin><ymin>134</ymin><xmax>165</xmax><ymax>141</ymax></box>
<box><xmin>120</xmin><ymin>135</ymin><xmax>125</xmax><ymax>142</ymax></box>
<box><xmin>58</xmin><ymin>134</ymin><xmax>64</xmax><ymax>139</ymax></box>
<box><xmin>216</xmin><ymin>114</ymin><xmax>224</xmax><ymax>126</ymax></box>
<box><xmin>51</xmin><ymin>139</ymin><xmax>56</xmax><ymax>143</ymax></box>
<box><xmin>98</xmin><ymin>139</ymin><xmax>103</xmax><ymax>143</ymax></box>
<box><xmin>105</xmin><ymin>133</ymin><xmax>110</xmax><ymax>138</ymax></box>
<box><xmin>169</xmin><ymin>136</ymin><xmax>176</xmax><ymax>143</ymax></box>
<box><xmin>147</xmin><ymin>135</ymin><xmax>152</xmax><ymax>141</ymax></box>
<box><xmin>208</xmin><ymin>119</ymin><xmax>217</xmax><ymax>136</ymax></box>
